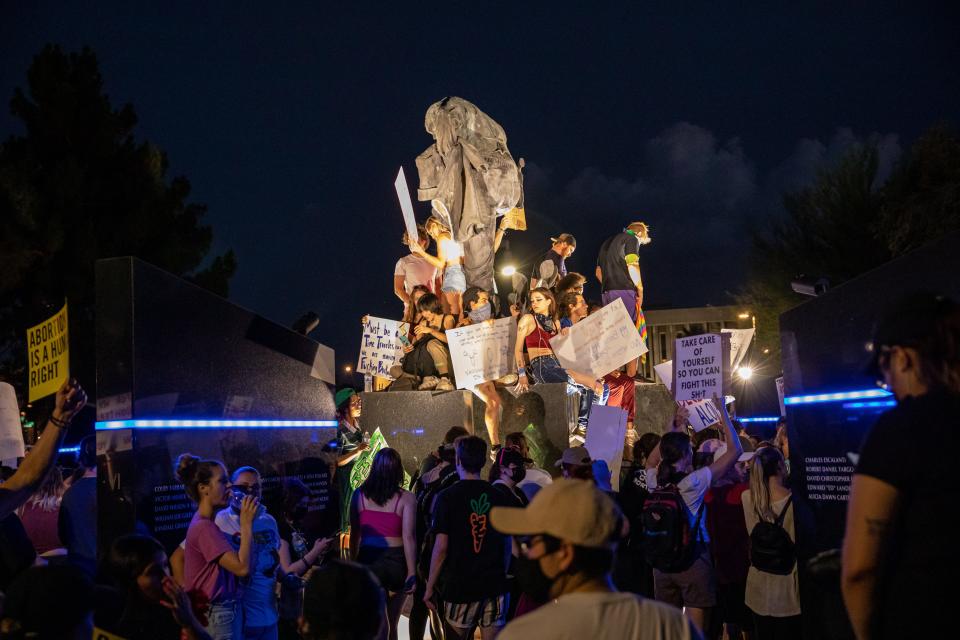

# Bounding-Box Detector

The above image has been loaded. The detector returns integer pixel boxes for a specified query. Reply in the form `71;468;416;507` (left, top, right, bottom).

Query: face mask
468;302;492;322
514;554;555;603
511;466;527;484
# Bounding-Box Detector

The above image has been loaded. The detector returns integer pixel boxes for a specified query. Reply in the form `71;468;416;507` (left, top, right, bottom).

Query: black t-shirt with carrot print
432;479;511;603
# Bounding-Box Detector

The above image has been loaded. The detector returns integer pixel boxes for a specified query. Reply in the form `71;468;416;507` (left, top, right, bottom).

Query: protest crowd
0;100;956;640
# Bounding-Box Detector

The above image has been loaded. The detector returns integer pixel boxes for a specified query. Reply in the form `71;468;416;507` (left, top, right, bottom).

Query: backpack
641;484;704;572
749;495;796;575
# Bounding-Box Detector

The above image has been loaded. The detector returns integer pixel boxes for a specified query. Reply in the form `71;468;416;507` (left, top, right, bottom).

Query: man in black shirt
530;233;575;290
595;222;651;377
425;436;511;640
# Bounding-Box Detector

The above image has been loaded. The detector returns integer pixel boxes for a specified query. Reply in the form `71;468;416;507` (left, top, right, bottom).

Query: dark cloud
516;123;900;308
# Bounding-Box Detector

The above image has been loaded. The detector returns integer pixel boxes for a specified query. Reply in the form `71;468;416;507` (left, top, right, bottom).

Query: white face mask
468;302;492;322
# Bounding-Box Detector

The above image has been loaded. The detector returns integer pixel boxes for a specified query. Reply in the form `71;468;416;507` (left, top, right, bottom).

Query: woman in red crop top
349;447;416;640
514;287;606;437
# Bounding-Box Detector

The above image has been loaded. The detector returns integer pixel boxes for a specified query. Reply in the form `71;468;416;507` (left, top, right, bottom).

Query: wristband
517;368;527;376
49;415;71;429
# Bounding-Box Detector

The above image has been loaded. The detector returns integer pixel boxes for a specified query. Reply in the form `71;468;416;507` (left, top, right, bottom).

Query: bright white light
502;265;517;276
737;366;754;380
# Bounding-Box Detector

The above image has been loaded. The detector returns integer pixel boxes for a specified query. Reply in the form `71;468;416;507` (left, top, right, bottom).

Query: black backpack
749;495;796;575
641;485;704;572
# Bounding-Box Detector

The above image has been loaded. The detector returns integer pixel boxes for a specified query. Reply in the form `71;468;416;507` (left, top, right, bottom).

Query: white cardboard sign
447;317;516;389
395;167;419;246
672;333;731;401
0;382;25;461
550;298;648;379
776;376;786;416
584;405;628;491
722;328;755;370
357;316;410;380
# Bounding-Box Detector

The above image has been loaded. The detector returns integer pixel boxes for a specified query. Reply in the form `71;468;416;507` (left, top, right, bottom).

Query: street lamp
502;265;517;276
736;366;754;381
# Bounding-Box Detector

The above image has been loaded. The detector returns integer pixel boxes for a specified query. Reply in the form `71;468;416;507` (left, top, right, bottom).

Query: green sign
349;427;412;490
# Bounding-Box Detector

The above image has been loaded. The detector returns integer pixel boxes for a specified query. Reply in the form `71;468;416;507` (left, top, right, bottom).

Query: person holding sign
410;216;466;317
644;397;743;635
0;378;86;522
395;224;440;322
596;221;652;378
514;288;605;437
456;287;505;447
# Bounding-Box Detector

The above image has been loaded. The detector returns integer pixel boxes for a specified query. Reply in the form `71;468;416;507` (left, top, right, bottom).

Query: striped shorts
443;593;509;629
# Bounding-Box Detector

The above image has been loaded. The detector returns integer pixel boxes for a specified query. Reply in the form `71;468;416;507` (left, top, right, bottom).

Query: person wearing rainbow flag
595;221;652;379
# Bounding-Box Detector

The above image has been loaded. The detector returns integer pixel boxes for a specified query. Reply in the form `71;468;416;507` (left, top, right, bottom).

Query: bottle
291;530;308;559
363;431;371;445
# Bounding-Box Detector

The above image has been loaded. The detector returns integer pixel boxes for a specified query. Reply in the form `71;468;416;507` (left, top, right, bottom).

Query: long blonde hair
750;446;786;522
26;467;66;512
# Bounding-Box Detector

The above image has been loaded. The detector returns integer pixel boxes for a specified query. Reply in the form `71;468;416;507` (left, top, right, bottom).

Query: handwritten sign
395;167;419;246
684;399;723;432
584;405;628;491
27;300;69;402
722;328;755;370
447;317;515;389
357;316;410;380
550;298;648;378
672;333;730;401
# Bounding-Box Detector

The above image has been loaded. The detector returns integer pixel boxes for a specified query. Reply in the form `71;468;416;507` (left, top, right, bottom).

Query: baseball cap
550;233;576;247
495;447;526;468
491;478;622;548
555;445;591;468
335;388;357;408
864;292;956;380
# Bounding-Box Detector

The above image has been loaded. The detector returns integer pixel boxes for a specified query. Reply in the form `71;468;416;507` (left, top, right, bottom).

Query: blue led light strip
95;419;338;430
738;416;781;423
784;388;893;406
842;400;898;410
59;446;80;453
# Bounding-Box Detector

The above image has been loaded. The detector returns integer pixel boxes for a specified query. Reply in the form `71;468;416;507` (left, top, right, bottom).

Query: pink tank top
358;493;403;539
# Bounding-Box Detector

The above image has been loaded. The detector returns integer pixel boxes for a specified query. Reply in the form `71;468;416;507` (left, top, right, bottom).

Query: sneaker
419;376;440;390
435;377;455;391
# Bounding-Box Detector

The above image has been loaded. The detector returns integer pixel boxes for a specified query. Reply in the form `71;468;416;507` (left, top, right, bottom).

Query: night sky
3;3;959;385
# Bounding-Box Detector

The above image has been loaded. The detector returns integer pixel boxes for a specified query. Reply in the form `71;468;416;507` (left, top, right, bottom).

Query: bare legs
473;381;502;446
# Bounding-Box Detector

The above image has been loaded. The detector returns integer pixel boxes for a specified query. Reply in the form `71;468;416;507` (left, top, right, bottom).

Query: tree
738;144;891;361
740;124;960;366
879;122;960;256
0;45;236;401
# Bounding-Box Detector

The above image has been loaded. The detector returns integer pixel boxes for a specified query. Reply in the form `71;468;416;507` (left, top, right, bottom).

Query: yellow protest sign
27;300;69;402
93;627;128;640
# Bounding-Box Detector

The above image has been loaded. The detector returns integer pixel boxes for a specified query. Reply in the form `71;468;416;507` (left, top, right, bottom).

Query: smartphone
399;333;411;347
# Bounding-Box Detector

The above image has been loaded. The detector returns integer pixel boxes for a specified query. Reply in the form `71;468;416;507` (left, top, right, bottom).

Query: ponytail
750;446;785;522
657;432;691;487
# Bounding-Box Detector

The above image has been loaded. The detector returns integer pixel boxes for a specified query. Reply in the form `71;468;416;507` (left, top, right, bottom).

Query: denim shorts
442;264;467;293
205;600;242;640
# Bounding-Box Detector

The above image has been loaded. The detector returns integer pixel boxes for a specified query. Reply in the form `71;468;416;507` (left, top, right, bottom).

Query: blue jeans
205;600;242;640
244;624;279;640
528;356;607;431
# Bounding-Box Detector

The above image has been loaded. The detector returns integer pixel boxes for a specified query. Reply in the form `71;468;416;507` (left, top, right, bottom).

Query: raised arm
217;496;258;578
842;475;901;640
0;378;86;520
708;396;743;481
